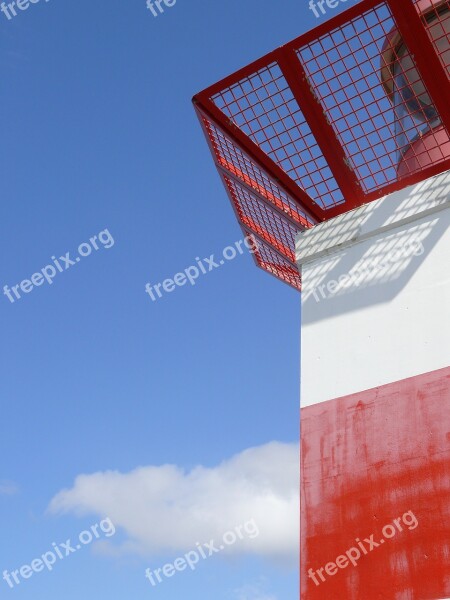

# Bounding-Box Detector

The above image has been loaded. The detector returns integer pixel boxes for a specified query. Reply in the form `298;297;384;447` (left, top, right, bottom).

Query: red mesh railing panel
202;116;313;228
194;0;450;289
414;1;450;77
211;63;345;210
251;236;301;290
296;2;446;190
223;174;298;261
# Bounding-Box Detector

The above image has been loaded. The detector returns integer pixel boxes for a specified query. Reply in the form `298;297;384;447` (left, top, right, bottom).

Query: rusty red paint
301;366;450;599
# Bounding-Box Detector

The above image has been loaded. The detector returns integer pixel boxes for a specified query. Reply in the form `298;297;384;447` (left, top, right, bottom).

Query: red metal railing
193;0;450;289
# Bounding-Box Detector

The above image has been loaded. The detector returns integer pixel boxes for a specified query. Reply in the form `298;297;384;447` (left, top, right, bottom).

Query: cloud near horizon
234;581;278;600
48;441;299;564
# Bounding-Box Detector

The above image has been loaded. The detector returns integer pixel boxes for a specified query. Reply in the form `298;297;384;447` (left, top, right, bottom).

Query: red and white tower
194;1;450;597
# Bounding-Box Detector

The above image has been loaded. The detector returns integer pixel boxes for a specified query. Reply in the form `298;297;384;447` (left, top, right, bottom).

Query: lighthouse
193;0;450;597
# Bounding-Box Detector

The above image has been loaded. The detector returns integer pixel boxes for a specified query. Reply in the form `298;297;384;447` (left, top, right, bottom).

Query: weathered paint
297;173;450;598
301;367;450;599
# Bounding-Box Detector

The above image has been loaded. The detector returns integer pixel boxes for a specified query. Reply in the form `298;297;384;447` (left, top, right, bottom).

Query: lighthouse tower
194;0;450;597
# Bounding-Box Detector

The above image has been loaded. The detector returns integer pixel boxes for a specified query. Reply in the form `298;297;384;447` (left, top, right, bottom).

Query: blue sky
0;1;353;598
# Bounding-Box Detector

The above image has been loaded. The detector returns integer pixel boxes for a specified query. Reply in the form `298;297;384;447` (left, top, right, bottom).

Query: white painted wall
296;171;450;408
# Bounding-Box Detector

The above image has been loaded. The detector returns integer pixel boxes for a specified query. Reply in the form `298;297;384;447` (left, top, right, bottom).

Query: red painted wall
301;366;450;599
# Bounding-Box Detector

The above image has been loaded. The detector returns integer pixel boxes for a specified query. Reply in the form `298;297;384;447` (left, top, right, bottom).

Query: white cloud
0;480;18;496
233;580;277;600
48;441;299;563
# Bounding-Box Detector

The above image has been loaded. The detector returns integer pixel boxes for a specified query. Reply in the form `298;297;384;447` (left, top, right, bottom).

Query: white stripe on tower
297;170;450;408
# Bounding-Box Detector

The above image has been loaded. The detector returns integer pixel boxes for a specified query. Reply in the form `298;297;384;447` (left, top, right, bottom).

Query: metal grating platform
193;0;450;289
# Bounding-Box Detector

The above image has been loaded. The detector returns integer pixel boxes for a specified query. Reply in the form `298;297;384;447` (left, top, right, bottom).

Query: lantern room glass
392;8;450;158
